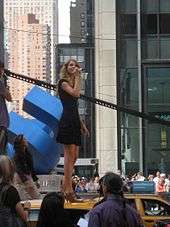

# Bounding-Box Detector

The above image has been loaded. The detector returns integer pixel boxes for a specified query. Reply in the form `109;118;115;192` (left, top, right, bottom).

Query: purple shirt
0;76;9;128
88;195;143;227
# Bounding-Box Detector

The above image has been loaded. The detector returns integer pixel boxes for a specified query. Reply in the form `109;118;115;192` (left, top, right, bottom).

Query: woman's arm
0;80;12;101
61;69;81;97
4;87;12;102
80;119;90;137
15;202;30;222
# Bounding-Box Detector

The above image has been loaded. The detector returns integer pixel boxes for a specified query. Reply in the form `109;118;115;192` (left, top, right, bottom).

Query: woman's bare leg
72;145;79;166
64;144;79;193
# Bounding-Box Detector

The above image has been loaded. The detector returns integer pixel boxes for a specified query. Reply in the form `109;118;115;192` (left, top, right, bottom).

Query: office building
70;0;94;44
8;14;51;116
4;0;58;84
95;0;170;175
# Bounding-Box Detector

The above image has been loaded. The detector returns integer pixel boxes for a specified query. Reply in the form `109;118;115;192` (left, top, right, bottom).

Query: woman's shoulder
7;184;19;194
58;79;68;86
0;183;18;196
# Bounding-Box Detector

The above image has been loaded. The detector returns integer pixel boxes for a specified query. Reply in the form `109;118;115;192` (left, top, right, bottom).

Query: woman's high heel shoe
65;192;83;203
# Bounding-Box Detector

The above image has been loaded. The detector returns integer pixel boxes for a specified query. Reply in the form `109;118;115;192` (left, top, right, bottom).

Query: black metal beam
5;69;170;127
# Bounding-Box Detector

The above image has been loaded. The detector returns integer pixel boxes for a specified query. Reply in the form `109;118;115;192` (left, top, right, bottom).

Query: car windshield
142;199;170;216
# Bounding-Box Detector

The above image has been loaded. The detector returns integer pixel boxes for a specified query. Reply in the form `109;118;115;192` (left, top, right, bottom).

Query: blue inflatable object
7;86;63;174
23;86;63;131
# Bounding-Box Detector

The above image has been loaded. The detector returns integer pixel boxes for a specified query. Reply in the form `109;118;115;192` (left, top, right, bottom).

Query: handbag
0;184;27;227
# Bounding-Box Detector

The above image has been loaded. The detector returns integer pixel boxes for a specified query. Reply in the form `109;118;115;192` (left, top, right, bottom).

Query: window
80;13;85;19
147;67;170;111
71;1;76;8
142;12;170;59
142;199;170;216
160;37;170;58
160;14;170;34
160;0;170;13
142;14;157;34
142;38;158;59
121;14;137;34
119;0;136;13
121;39;137;67
142;0;159;13
81;21;85;27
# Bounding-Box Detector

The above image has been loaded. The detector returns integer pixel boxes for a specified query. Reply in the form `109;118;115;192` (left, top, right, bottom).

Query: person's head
0;155;15;184
94;176;99;183
102;172;123;196
148;174;154;181
37;192;65;227
14;134;28;153
116;169;122;176
80;177;87;186
72;175;79;185
60;59;81;80
137;171;143;176
0;61;4;76
159;177;165;185
156;171;160;177
160;173;166;179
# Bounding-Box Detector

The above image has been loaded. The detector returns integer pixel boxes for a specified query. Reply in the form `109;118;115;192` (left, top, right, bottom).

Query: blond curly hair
60;59;81;82
56;59;82;95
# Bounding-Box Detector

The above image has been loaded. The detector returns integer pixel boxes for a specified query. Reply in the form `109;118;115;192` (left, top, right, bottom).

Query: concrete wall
95;0;118;176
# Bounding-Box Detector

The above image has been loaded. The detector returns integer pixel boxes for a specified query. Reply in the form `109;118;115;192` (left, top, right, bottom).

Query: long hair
56;59;82;96
37;192;73;227
13;134;26;154
59;59;81;81
102;172;129;227
0;155;15;184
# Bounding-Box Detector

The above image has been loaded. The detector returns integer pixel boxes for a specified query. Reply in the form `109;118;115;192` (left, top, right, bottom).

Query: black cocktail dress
57;79;81;146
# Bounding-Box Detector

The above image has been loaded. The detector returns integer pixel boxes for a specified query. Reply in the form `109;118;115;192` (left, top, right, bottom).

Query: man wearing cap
0;62;12;154
88;172;143;227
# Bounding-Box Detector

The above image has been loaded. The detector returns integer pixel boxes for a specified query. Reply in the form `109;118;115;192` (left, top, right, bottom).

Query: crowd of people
71;170;170;195
0;156;144;227
127;171;170;193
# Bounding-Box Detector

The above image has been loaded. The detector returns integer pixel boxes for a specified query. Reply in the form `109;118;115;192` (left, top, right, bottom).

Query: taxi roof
24;193;170;210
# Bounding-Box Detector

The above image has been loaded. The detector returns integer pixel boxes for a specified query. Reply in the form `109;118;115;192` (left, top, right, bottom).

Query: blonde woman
57;59;89;202
0;155;30;225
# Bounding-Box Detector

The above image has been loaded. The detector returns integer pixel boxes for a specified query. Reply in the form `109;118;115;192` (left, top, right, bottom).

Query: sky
58;0;71;43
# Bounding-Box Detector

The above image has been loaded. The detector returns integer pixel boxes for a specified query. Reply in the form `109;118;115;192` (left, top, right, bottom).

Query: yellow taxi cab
26;193;170;227
125;193;170;227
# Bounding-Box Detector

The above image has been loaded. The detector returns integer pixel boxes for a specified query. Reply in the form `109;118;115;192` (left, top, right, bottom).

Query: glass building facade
70;0;94;44
117;0;170;175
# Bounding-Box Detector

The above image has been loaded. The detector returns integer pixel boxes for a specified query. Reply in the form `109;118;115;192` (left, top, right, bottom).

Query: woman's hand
23;201;31;210
74;67;81;78
80;120;90;137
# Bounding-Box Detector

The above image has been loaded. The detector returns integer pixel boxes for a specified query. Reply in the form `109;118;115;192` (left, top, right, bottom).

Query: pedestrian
56;59;89;202
88;172;143;227
0;155;30;226
13;134;40;200
36;192;75;227
0;61;12;154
